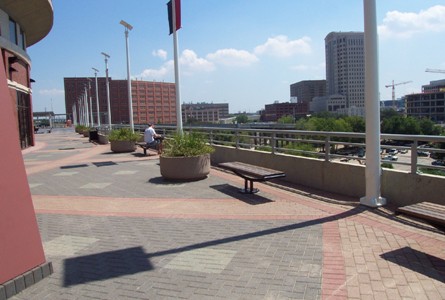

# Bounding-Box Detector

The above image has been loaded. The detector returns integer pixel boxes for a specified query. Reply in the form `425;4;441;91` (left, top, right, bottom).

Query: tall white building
325;32;365;115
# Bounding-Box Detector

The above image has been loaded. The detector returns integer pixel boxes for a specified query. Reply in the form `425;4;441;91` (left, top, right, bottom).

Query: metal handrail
97;124;445;175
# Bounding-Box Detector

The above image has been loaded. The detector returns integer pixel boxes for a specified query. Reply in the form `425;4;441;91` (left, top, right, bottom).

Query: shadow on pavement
210;183;274;205
380;246;445;282
63;246;153;287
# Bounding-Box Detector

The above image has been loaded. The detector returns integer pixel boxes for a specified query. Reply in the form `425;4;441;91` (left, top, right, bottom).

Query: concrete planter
110;140;136;153
160;154;211;181
98;133;109;145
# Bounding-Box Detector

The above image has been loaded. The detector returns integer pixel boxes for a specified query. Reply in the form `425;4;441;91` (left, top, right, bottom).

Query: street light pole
101;52;112;129
84;84;90;127
92;67;100;126
120;20;134;132
87;79;93;127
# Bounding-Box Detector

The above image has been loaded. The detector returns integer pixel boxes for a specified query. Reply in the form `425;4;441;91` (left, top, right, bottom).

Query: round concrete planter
98;133;109;145
110;140;136;153
160;154;211;181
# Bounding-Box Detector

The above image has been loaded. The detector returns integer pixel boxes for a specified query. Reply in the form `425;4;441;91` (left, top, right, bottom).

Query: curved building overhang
1;0;53;46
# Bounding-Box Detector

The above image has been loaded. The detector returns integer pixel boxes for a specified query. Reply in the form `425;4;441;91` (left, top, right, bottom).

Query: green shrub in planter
108;128;140;142
75;125;87;134
162;131;215;157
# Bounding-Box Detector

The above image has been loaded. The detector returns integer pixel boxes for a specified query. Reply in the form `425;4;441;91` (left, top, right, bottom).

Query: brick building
182;102;229;124
261;102;309;122
1;1;53;148
64;78;177;126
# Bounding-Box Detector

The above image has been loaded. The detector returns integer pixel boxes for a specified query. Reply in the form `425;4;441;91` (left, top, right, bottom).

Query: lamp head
120;20;133;30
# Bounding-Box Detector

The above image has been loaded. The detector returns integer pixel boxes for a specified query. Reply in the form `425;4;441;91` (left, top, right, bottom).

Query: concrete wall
211;145;445;207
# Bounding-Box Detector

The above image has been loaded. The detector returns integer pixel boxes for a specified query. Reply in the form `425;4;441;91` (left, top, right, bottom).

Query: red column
0;56;46;284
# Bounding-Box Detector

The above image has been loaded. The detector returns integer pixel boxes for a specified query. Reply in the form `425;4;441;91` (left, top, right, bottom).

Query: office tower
325;32;365;115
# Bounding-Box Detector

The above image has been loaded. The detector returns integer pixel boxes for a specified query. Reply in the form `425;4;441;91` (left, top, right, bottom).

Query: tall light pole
92;67;100;126
83;84;90;127
87;79;93;127
120;20;134;132
101;52;112;129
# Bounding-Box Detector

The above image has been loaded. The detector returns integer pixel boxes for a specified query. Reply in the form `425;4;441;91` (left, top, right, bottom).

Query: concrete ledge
211;145;445;207
0;262;53;300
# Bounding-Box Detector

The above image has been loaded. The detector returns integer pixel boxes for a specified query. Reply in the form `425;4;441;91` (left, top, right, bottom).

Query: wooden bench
397;202;445;227
136;142;159;156
218;161;286;194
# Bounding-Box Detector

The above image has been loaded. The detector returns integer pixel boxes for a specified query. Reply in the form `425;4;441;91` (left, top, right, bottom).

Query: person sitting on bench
144;123;163;154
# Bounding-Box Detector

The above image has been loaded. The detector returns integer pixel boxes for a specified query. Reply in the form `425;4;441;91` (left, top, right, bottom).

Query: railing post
411;141;418;174
325;135;330;161
271;133;276;154
235;129;240;149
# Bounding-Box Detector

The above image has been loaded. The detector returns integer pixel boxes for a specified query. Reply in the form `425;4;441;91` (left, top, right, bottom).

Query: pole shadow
63;206;365;287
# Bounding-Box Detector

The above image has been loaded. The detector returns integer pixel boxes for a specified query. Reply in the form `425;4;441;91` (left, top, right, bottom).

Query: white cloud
378;5;445;39
38;89;65;96
254;35;312;57
152;49;168;60
206;49;258;67
139;62;172;79
138;49;214;80
180;49;215;73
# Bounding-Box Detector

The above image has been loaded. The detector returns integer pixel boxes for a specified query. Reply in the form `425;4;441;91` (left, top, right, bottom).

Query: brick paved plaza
10;128;445;299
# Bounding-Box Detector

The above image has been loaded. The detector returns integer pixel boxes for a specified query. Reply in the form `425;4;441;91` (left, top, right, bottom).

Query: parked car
432;160;445;166
417;151;429;157
387;148;398;155
382;155;398;161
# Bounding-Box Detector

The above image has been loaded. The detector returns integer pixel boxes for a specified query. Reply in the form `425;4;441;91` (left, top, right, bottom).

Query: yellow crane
385;80;412;109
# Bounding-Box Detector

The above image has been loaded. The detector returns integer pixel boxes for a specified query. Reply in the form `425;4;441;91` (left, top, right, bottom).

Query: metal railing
98;124;445;175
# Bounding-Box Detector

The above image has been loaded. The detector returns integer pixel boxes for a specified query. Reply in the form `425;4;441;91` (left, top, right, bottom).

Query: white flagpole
172;0;183;134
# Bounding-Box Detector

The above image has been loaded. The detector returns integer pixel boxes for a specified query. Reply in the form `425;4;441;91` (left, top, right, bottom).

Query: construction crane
385;80;412;110
425;68;445;74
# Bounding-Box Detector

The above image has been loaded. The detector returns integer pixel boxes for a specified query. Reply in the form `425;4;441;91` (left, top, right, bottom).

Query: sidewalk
13;128;445;299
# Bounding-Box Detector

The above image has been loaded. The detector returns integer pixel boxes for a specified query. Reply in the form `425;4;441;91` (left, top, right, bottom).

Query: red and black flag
167;0;181;35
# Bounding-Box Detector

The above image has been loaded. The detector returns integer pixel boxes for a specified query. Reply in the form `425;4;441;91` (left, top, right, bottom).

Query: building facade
406;80;445;123
64;78;177;126
261;102;309;122
325;32;365;115
290;80;326;104
1;1;53;148
0;0;54;293
182;102;229;124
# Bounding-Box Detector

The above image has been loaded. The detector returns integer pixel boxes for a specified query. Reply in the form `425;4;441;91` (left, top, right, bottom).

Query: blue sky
28;1;445;114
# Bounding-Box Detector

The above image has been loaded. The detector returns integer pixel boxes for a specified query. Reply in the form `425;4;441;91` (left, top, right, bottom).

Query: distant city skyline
28;1;445;114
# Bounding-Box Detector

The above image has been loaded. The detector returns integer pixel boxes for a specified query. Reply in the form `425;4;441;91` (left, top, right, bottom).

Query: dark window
19;28;25;49
9;18;17;44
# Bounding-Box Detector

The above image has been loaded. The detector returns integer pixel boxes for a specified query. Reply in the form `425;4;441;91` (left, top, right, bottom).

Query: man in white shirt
144;123;163;154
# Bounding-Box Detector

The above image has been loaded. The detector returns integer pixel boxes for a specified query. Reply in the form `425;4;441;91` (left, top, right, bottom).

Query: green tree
343;116;365;133
277;115;294;124
419;118;443;135
235;114;249;124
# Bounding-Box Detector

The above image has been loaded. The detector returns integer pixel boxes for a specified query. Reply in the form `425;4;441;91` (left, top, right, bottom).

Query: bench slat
398;202;445;226
218;161;285;194
219;162;285;179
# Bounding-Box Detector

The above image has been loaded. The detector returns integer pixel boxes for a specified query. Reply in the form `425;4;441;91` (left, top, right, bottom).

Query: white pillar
360;0;386;207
